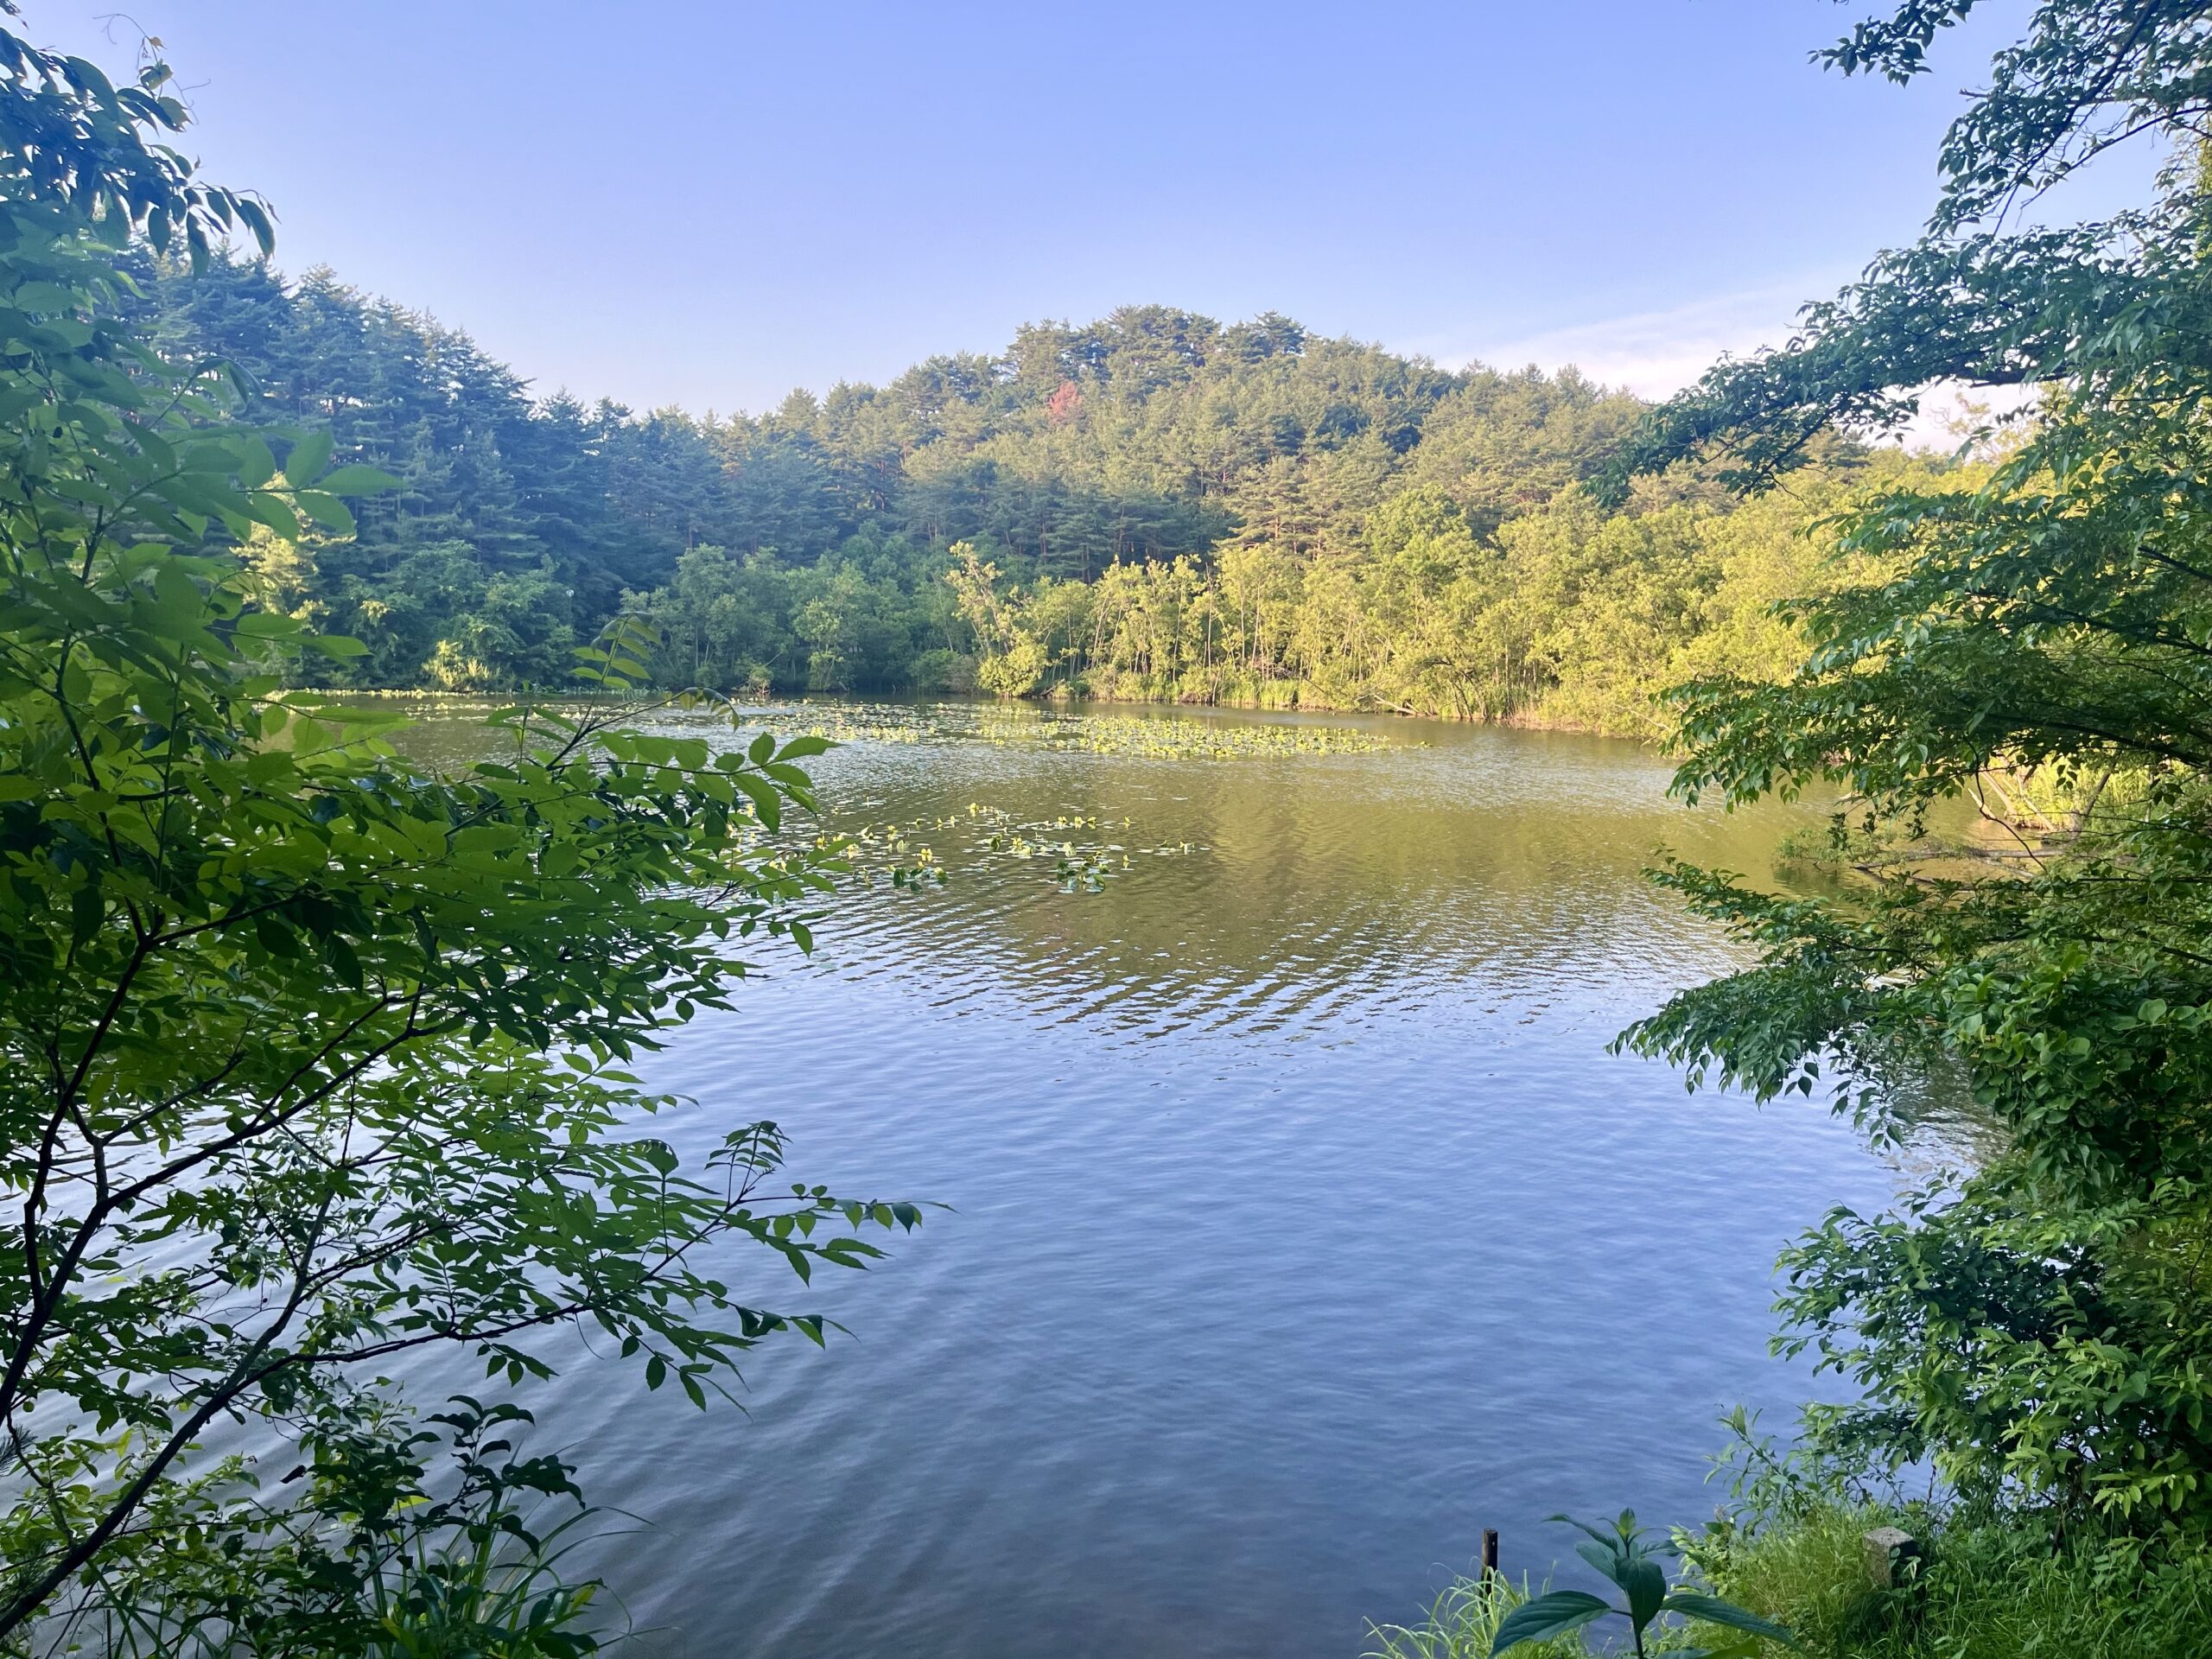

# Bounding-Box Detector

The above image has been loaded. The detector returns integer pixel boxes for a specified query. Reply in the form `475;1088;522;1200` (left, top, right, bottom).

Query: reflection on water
387;700;1939;1658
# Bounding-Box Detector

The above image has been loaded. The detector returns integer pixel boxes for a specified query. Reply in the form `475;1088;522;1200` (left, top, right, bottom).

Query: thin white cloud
1415;281;1832;400
1411;281;2039;454
1889;382;2041;453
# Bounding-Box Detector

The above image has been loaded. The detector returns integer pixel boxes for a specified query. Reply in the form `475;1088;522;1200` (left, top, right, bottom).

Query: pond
396;698;1929;1657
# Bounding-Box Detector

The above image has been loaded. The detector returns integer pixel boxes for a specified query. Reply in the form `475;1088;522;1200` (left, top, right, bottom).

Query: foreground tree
0;17;912;1649
1621;1;2212;1529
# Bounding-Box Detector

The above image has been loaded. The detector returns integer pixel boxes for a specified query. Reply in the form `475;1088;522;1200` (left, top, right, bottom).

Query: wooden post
1481;1529;1500;1581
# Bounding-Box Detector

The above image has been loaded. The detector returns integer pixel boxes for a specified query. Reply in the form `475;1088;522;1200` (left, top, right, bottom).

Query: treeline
946;464;1916;734
143;260;1881;727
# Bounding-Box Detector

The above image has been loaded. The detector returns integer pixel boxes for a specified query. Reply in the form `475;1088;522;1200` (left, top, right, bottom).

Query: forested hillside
143;260;1886;729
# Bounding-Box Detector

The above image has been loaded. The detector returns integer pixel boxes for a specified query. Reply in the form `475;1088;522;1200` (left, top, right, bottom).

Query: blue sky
29;1;2086;412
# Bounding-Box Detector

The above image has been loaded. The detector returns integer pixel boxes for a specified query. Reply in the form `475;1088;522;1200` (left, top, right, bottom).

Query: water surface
404;702;1916;1656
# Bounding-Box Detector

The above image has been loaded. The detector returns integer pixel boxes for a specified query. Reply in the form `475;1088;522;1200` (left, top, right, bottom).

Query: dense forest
141;263;1891;732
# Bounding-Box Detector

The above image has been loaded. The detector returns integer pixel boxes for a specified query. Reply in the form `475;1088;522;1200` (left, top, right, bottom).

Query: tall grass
1363;1574;1589;1659
359;1497;607;1659
1706;1502;2212;1659
1370;1503;2212;1659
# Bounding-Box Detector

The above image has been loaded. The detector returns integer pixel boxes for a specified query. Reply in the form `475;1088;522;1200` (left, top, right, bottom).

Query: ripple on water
375;702;1956;1659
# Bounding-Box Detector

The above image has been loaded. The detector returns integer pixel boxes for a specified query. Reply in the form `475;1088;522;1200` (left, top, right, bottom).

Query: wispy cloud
1408;280;2037;452
1410;281;1834;399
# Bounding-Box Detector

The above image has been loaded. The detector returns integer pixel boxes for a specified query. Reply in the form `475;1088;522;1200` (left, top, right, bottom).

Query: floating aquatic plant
959;801;1202;892
718;699;1403;759
992;711;1398;760
830;800;1202;897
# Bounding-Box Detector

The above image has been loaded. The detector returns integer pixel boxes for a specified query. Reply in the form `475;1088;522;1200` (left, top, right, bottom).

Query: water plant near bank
1371;1503;2212;1659
1364;1511;1795;1659
1688;1499;2212;1659
1487;1513;1794;1659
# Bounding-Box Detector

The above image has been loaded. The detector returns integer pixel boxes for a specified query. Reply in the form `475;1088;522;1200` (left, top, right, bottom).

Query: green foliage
1367;1576;1590;1659
1618;0;2212;1533
1688;1497;2212;1659
0;21;916;1648
1487;1514;1795;1659
1363;1511;1798;1659
0;8;273;267
49;1395;610;1659
944;468;1888;733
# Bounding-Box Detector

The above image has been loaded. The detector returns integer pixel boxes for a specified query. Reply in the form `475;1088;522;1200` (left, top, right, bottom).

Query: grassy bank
1365;1503;2212;1659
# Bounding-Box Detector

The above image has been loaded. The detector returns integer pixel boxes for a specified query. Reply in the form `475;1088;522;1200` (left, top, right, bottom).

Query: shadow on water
378;696;1968;1658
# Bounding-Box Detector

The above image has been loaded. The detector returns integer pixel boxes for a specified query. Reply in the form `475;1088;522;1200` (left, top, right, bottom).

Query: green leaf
230;435;278;487
71;881;104;948
236;196;276;256
11;281;79;313
730;772;782;832
1670;1639;1763;1659
284;429;334;486
315;462;400;494
293;490;355;535
1491;1592;1612;1655
1574;1540;1621;1583
244;490;302;539
1620;1558;1667;1631
1664;1592;1799;1649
